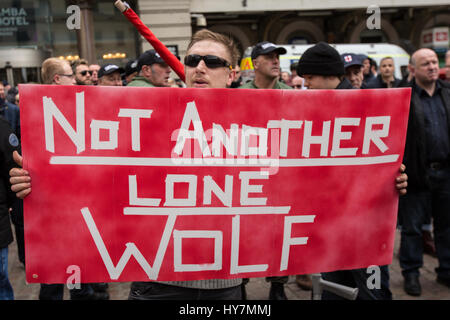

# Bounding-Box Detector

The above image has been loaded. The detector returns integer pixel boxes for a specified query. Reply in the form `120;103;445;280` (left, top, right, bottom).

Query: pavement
7;228;450;300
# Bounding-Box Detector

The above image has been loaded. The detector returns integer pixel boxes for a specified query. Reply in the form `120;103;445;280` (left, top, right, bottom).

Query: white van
240;43;410;83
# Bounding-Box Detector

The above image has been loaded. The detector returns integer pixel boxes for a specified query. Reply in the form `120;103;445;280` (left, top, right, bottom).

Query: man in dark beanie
296;41;408;300
297;41;350;90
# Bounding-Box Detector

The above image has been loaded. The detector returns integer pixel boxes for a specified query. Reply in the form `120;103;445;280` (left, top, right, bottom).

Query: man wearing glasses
71;59;93;86
41;58;76;86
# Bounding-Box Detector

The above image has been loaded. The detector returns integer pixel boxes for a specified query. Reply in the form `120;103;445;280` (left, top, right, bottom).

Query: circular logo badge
9;133;19;147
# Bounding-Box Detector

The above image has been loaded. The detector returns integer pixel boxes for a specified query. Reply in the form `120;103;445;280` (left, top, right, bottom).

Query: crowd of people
1;27;450;300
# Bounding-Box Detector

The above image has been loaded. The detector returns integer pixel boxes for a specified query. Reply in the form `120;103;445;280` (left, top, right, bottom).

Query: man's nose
196;60;207;71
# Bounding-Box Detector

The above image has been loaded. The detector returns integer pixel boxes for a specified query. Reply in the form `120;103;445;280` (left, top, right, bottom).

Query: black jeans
10;198;24;265
399;167;450;280
321;266;392;300
128;282;242;300
39;283;95;300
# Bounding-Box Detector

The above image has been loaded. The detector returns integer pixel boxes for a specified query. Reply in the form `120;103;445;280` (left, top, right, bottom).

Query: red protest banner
19;84;410;284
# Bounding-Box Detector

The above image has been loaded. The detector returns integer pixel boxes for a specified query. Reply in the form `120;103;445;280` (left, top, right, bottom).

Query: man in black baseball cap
341;53;364;89
239;40;291;300
97;64;124;86
127;49;171;87
122;59;138;85
240;41;291;90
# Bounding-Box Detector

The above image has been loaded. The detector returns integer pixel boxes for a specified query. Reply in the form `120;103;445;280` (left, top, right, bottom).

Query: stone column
71;0;97;64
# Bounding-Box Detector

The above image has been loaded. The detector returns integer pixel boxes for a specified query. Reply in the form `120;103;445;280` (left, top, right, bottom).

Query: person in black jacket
0;82;20;141
366;56;401;89
398;48;450;296
0;117;20;300
297;42;407;300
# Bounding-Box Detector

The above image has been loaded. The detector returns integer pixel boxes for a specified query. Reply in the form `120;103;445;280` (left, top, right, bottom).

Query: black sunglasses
184;54;232;70
80;70;93;76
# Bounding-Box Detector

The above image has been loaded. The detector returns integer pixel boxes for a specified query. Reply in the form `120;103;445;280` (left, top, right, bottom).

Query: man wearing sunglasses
240;41;292;90
71;59;93;86
127;29;242;300
127;50;171;88
89;64;101;86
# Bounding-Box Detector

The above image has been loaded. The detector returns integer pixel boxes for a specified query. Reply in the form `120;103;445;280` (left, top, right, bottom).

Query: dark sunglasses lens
185;55;228;69
185;55;201;67
203;56;225;68
81;70;93;76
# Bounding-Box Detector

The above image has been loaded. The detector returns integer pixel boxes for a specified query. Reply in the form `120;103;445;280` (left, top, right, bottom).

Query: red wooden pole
114;0;185;82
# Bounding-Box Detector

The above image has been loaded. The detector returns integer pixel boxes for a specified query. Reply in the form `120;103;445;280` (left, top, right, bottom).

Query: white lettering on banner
203;175;233;207
280;215;316;271
239;171;268;206
240;125;268;156
44;93;85;154
128;175;161;206
42;93;399;280
211;124;239;157
230;215;268;274
90;120;119;150
81;207;176;280
302;120;331;157
43;92;153;153
118;109;153;151
331;118;360;157
44;94;394;162
173;101;211;157
173;230;223;272
80;169;317;280
82;204;316;279
362;116;390;154
267;119;303;157
164;175;198;206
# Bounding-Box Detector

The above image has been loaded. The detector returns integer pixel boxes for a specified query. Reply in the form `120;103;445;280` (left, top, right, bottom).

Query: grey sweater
159;278;242;289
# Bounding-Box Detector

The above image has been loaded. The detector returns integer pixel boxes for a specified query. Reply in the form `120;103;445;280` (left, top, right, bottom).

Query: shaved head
409;48;439;93
410;48;437;67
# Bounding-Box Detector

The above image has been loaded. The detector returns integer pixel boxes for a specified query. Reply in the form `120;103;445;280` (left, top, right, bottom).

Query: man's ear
408;64;415;77
227;70;236;87
53;74;60;85
252;58;258;70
